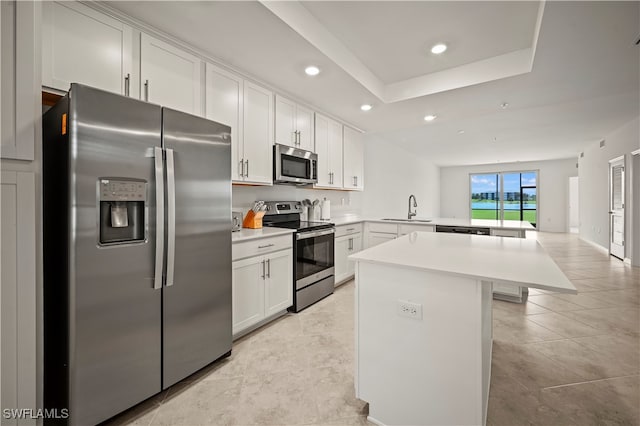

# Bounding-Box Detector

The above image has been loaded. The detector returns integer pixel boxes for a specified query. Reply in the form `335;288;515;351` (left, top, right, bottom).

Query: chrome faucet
408;195;418;219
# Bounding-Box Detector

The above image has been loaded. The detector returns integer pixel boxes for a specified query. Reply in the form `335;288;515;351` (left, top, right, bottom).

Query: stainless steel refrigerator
43;84;232;425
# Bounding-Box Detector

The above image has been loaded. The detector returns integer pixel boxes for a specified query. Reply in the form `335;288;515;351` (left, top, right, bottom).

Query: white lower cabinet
335;232;362;285
264;249;293;316
367;232;396;248
232;242;292;337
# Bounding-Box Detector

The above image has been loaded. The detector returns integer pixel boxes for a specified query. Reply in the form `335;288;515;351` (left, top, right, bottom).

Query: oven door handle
296;228;335;240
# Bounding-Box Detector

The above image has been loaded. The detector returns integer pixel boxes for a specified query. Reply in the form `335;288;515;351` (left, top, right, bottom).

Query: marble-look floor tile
491;341;586;391
560;307;640;335
527;295;585;312
540;376;640;426
526;339;639;380
235;370;319;425
153;377;243;425
493;316;564;344
526;312;602;338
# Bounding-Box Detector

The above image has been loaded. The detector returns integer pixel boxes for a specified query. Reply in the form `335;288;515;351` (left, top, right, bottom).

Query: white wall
569;176;579;229
362;135;440;219
232;185;363;219
578;117;640;254
440;159;577;232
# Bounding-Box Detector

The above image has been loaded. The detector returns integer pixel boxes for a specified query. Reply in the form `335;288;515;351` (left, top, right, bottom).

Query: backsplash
232;185;363;218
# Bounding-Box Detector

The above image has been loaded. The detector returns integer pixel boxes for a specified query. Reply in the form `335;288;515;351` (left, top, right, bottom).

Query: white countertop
231;227;294;242
328;216;534;230
349;232;575;294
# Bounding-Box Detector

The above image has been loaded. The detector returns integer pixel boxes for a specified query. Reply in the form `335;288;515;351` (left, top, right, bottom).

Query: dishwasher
435;225;491;235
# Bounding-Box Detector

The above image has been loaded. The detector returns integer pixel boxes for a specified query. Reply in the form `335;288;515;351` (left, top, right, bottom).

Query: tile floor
108;232;639;426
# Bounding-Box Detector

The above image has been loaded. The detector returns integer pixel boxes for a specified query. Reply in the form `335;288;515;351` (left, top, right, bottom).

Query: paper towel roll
321;198;331;220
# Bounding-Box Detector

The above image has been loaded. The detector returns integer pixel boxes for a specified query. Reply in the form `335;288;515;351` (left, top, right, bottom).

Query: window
470;171;537;227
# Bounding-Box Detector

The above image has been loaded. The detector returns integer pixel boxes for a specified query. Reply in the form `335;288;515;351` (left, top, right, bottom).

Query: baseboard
624;257;632;265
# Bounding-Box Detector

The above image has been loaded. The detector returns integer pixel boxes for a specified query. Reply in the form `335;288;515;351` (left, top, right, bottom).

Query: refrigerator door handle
153;147;165;290
166;148;176;287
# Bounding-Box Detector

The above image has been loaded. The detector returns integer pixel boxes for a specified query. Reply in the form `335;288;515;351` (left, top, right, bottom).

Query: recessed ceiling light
457;130;465;134
424;114;437;122
431;43;447;54
304;66;320;76
360;104;372;111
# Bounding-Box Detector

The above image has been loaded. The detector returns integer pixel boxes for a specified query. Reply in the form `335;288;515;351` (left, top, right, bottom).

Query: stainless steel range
262;201;335;312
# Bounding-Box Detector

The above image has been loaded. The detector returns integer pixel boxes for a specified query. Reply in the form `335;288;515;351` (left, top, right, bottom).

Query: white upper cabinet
274;95;314;151
140;33;202;116
242;81;274;185
343;126;365;191
205;62;272;185
42;1;133;96
205;63;243;181
314;113;343;189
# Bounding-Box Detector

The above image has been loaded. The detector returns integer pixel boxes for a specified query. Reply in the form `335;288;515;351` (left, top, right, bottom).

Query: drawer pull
258;243;275;249
346;228;355;231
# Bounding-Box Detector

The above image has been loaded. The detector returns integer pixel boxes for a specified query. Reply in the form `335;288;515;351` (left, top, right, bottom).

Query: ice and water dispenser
99;179;146;244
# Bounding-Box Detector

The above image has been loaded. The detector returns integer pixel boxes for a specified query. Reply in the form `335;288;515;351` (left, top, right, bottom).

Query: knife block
243;210;265;229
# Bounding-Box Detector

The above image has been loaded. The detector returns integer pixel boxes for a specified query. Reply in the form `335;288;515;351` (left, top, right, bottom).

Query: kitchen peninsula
350;232;576;426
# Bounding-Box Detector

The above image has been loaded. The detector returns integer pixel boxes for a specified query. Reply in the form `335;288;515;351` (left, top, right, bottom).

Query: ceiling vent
600;140;606;148
580;152;584;158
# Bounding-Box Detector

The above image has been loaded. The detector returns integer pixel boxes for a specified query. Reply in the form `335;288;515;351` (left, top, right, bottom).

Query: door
328;119;344;188
334;235;350;283
243;81;273;184
161;108;232;388
265;249;293;316
205;62;243;181
296;104;315;151
275;95;297;147
609;157;625;259
343;126;364;190
63;85;162;425
140;33;202;115
346;235;362;278
368;233;396;248
232;257;265;335
42;1;133;95
314;113;331;187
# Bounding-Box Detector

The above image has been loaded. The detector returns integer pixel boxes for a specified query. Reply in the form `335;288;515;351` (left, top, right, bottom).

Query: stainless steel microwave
273;144;318;185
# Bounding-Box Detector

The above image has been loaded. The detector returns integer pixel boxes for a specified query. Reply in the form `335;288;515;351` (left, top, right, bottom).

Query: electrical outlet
397;300;423;320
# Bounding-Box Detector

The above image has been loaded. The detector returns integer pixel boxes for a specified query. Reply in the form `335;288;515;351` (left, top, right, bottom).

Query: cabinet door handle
266;258;271;278
124;73;130;97
245;159;249;177
261;260;266;279
297;131;301;145
239;159;245;178
355;176;358;187
144;79;149;101
258;243;274;249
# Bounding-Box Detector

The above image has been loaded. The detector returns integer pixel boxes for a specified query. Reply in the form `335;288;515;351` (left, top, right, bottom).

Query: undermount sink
381;218;432;223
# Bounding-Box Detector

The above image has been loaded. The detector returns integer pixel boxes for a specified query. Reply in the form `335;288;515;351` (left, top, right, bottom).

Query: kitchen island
349;232;575;426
